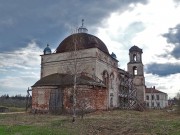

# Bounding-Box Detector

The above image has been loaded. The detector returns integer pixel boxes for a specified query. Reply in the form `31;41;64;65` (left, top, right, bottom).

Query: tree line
0;94;28;108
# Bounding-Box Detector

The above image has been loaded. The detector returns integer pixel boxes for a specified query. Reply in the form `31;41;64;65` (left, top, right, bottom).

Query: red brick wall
64;85;108;112
32;86;56;111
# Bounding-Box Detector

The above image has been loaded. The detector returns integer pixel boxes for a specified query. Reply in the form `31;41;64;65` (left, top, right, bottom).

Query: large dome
56;33;109;54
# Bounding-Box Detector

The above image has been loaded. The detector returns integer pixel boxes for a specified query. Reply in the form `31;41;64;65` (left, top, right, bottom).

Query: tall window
152;102;154;107
102;70;109;86
146;95;149;100
151;95;154;100
156;95;159;100
157;102;160;107
146;102;149;107
110;73;114;89
69;95;73;103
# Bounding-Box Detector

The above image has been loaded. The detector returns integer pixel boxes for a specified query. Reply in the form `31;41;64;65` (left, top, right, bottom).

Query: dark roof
32;73;105;87
129;45;142;53
56;33;109;54
145;88;167;94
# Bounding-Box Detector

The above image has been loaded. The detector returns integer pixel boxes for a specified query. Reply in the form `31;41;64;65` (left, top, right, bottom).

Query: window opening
151;95;154;100
133;66;137;75
110;73;114;89
102;71;109;86
152;102;154;107
156;95;159;100
70;95;73;103
157;102;160;107
133;54;137;61
146;95;149;100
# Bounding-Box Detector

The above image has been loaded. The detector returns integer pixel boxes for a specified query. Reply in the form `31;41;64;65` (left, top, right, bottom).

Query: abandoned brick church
31;22;147;113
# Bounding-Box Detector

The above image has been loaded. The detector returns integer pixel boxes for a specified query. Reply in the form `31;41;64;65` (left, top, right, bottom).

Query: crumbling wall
32;85;108;114
64;85;108;113
32;86;56;112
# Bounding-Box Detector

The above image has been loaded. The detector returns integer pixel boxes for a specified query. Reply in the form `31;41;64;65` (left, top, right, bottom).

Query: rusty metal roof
145;88;167;94
32;73;106;87
56;33;109;54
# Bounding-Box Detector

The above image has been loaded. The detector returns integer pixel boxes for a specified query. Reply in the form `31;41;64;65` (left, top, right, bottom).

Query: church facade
31;23;146;113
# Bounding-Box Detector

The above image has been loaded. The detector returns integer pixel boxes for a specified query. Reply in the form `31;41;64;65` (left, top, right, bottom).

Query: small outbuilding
32;73;107;114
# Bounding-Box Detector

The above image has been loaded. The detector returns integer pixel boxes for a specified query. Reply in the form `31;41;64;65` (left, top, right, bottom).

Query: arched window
133;66;137;75
110;72;114;89
102;70;109;86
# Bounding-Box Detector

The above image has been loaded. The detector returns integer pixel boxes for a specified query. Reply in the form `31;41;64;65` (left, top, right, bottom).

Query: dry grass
0;109;180;135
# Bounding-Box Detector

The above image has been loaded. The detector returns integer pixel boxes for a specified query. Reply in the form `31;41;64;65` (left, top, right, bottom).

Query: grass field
0;110;179;135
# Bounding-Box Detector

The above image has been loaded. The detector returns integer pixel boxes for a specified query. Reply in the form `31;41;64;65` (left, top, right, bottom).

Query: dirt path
0;112;26;115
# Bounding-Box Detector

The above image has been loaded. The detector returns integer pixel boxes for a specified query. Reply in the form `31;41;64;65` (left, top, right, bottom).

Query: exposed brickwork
64;85;108;113
32;85;108;113
32;86;56;111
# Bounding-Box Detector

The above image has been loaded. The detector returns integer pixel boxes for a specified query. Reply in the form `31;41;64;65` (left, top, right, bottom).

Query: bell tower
127;45;145;102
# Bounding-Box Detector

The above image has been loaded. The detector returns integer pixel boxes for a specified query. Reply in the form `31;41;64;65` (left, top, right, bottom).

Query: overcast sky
0;0;180;98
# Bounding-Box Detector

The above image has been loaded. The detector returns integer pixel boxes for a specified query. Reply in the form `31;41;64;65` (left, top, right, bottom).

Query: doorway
49;89;63;114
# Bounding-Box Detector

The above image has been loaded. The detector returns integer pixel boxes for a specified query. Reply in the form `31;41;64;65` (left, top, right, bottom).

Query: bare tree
72;33;77;123
176;91;180;114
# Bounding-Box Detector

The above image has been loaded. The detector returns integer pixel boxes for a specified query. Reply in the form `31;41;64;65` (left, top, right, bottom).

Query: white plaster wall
41;48;98;78
145;93;168;108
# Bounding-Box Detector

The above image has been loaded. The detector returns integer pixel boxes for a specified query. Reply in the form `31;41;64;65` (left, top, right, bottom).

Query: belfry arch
133;54;137;62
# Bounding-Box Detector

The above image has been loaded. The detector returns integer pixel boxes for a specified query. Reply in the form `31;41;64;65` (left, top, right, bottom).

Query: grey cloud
110;21;145;50
145;81;158;87
171;45;180;59
145;63;180;76
0;0;148;52
173;0;180;3
162;24;180;59
0;41;41;71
